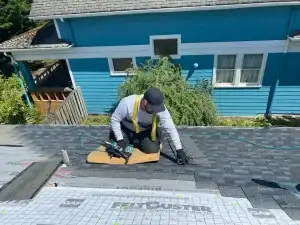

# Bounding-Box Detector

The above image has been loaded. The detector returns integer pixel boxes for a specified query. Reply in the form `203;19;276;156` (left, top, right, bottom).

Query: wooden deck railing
31;87;72;115
34;61;61;86
42;87;88;125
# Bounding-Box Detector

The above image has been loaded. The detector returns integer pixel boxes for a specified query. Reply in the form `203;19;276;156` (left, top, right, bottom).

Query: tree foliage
0;0;37;43
0;74;43;124
117;57;217;126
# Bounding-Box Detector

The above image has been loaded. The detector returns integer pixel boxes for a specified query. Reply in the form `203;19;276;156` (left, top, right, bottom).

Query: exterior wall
56;6;293;46
58;6;300;116
70;54;300;116
272;53;300;114
69;56;213;114
214;54;279;116
69;58;121;114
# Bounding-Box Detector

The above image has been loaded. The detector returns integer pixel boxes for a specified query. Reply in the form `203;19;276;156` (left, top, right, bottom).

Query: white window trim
150;34;181;59
108;57;137;76
213;53;268;88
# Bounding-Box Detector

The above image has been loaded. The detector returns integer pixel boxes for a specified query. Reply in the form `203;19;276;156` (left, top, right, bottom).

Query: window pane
217;55;236;69
241;70;260;83
242;54;263;69
112;58;133;72
216;70;235;83
153;39;178;56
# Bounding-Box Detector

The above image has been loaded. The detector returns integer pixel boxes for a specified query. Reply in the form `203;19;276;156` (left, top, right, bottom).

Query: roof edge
29;2;300;20
0;44;73;53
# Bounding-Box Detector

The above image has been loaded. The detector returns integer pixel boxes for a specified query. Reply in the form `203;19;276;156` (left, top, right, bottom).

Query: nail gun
104;141;133;165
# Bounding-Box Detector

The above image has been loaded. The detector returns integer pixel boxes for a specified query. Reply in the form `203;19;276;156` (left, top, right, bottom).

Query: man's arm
158;107;182;150
110;98;128;141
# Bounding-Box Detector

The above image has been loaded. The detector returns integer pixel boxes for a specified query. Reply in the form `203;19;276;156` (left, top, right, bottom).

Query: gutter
28;2;300;20
0;44;74;53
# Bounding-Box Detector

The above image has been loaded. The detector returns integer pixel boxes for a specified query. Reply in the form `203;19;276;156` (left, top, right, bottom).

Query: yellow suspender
132;96;140;133
132;96;157;141
151;114;157;142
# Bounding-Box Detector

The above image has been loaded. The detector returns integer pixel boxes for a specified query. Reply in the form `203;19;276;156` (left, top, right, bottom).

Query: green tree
0;74;43;124
117;57;217;126
0;0;36;43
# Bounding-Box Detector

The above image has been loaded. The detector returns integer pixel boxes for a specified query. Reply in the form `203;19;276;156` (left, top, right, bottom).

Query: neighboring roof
289;30;300;40
29;0;300;19
0;21;71;52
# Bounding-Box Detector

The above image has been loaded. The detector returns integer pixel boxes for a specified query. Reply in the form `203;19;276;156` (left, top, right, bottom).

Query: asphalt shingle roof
29;0;300;19
2;124;300;220
0;21;71;51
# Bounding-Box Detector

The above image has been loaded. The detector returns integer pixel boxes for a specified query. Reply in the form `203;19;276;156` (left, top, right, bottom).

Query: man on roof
109;87;189;165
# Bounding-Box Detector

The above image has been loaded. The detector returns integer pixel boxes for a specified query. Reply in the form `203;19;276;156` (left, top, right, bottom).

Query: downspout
5;53;32;108
266;7;295;116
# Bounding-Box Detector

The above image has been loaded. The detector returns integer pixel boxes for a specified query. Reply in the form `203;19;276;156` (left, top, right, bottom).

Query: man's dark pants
109;123;162;154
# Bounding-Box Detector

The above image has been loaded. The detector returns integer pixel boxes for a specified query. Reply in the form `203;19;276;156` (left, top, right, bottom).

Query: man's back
114;94;155;127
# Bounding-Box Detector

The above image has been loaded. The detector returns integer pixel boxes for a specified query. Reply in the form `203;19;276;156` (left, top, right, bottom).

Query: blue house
1;0;300;116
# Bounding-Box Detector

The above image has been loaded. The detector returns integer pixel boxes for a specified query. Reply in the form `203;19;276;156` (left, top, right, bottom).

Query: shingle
29;0;300;19
0;21;71;50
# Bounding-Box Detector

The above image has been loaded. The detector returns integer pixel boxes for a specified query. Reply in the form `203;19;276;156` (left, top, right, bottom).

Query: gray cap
144;87;165;113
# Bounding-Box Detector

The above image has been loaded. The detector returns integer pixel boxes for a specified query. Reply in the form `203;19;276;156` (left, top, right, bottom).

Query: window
213;53;267;87
215;55;236;84
241;54;263;84
108;58;136;75
150;35;181;59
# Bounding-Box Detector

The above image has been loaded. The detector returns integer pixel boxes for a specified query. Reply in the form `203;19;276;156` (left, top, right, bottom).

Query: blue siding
61;6;300;116
57;6;296;47
69;58;123;114
272;53;300;114
69;56;214;114
213;54;282;116
69;53;300;116
176;55;213;83
213;88;271;116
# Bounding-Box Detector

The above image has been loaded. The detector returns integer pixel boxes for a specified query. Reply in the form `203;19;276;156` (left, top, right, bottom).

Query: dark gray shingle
29;0;300;19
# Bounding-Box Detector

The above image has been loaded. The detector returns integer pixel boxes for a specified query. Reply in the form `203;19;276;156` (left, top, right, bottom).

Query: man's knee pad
143;141;160;154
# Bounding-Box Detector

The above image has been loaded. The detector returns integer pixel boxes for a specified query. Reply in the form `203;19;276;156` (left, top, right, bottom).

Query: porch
0;20;75;116
29;60;73;115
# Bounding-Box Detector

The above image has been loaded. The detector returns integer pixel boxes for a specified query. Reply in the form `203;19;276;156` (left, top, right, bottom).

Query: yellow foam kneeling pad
87;144;161;165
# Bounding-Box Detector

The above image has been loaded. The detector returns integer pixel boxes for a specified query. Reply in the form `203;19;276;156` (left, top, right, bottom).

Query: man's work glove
117;139;128;151
176;149;189;165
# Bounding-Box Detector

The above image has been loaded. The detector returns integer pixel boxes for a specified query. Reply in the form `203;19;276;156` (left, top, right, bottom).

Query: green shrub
83;115;110;125
217;116;271;127
25;106;44;124
116;57;217;126
0;74;43;124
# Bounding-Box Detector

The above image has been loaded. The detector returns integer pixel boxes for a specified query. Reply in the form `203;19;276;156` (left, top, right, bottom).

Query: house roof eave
0;21;72;53
0;44;73;53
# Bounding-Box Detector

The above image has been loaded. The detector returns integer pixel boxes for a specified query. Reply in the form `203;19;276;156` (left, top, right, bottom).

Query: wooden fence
42;87;88;125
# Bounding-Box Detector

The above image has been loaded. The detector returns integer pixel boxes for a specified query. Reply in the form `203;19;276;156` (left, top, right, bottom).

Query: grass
83;114;300;127
83;115;110;126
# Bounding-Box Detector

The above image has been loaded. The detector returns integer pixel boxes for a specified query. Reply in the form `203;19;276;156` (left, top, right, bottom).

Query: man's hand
117;139;127;151
176;149;189;165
